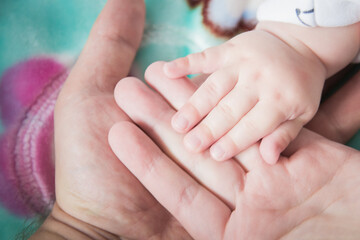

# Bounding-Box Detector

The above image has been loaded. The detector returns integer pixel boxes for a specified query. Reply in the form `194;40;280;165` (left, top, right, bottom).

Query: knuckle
284;94;318;121
250;70;263;83
270;90;285;102
144;61;163;84
204;79;221;97
240;118;257;132
141;156;158;179
179;56;190;68
199;50;208;60
274;104;291;121
280;91;307;118
96;0;144;51
175;184;199;214
216;102;236;122
189;52;204;65
280;85;301;103
302;104;318;120
200;50;213;72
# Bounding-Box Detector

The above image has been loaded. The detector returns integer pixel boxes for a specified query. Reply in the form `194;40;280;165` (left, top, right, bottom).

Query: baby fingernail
184;134;201;151
210;145;225;161
172;115;188;131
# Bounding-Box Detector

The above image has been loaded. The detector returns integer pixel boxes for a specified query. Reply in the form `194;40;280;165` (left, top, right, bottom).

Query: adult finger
109;121;230;240
114;77;246;208
145;62;209;109
63;0;145;95
307;69;360;143
145;61;197;109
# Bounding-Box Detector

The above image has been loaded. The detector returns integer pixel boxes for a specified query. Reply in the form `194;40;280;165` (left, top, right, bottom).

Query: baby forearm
256;21;360;78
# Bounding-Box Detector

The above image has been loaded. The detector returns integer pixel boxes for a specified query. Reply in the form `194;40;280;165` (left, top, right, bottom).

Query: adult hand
109;63;360;239
32;1;190;239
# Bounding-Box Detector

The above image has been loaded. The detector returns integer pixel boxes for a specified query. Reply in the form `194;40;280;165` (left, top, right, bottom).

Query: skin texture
33;0;191;239
108;64;360;240
31;0;360;238
161;21;360;165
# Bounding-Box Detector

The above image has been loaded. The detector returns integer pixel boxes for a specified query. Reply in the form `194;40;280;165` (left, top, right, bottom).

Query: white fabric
256;0;360;62
207;0;248;29
257;0;316;27
315;0;360;27
257;0;360;27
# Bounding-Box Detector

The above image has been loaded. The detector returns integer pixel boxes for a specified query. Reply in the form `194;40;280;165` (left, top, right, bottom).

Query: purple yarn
0;57;67;216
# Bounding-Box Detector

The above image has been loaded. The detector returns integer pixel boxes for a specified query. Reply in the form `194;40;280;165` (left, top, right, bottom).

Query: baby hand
164;30;326;164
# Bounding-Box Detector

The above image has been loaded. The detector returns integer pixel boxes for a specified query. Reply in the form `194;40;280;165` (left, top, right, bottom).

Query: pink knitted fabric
0;57;67;216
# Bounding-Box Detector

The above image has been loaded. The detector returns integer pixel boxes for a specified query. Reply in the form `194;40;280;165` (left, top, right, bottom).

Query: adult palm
54;1;189;239
109;62;360;239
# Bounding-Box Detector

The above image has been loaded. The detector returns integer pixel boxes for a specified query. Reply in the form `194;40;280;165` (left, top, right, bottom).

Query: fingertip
72;0;145;93
108;122;122;146
114;77;140;101
210;144;227;161
164;61;181;78
114;77;155;119
183;132;203;152
108;123;119;147
260;138;281;165
262;148;280;165
171;113;189;133
144;61;166;85
108;121;134;154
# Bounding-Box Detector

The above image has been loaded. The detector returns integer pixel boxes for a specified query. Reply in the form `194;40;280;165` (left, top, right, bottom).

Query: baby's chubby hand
162;30;327;164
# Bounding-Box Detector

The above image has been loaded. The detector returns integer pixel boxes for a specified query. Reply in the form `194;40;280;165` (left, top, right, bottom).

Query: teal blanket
0;0;231;237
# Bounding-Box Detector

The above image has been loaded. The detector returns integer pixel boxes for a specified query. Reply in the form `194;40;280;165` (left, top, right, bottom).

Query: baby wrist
255;21;328;80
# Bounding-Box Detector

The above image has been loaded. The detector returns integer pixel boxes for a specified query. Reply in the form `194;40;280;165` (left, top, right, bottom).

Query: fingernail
172;114;188;131
210;144;225;161
184;134;201;151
